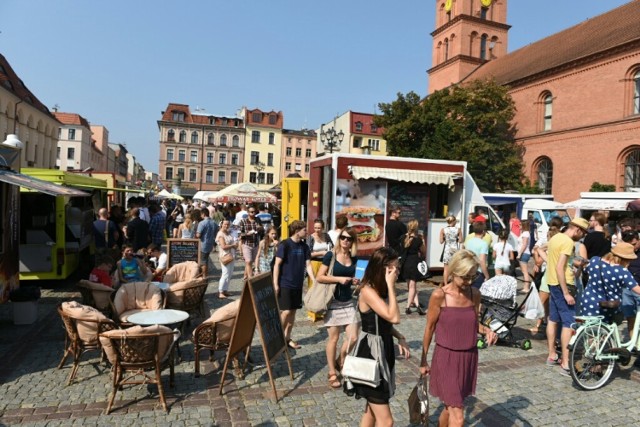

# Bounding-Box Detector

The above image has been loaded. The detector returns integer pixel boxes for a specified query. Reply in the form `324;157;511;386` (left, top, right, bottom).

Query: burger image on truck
342;206;382;242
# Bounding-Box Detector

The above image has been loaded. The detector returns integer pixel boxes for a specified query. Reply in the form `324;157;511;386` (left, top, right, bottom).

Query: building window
286;147;292;156
536;157;553;195
178;150;186;161
220;134;227;146
266;173;274;185
305;164;310;173
58;128;61;139
206;170;213;183
172;112;185;121
269;114;277;125
218;171;225;184
191;131;198;144
371;123;378;132
444;38;449;61
219;153;226;164
252;112;262;123
168;129;175;141
251;131;260;143
189;169;197;182
207;152;214;163
249;172;257;183
480;6;488;20
625;149;640;191
305;148;312;157
296;163;302;172
190;150;197;162
295;148;302;157
269;132;275;145
634;70;640;115
480;34;488;60
68;129;76;140
167;148;174;161
267;153;274;166
166;167;173;180
231;153;239;165
353;138;361;148
207;133;214;145
368;139;380;151
230;171;238;184
285;162;292;171
179;130;186;143
177;168;185;179
222;118;228;126
67;147;75;160
355;122;363;132
57;147;60;159
232;135;239;147
250;151;260;165
543;93;553;131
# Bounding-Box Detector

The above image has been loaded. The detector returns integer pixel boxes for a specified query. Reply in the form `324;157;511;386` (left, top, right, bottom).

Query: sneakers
546;356;561;366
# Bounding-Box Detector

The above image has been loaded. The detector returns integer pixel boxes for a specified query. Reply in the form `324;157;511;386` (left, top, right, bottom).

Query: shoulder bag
342;310;381;389
408;375;429;425
303;251;336;315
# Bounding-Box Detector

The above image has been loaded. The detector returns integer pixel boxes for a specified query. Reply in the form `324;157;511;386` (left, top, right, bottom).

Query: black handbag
408;375;429;425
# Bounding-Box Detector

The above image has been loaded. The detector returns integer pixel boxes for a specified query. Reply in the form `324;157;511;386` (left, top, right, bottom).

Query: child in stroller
478;275;533;350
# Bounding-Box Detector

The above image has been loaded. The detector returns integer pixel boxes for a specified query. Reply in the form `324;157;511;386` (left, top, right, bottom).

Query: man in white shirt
147;243;168;280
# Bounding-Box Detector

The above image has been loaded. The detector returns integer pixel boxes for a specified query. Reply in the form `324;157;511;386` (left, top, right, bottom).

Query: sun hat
569;217;589;232
611;241;637;260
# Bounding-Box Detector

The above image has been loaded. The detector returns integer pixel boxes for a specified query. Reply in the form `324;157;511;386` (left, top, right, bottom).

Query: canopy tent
154;189;184;200
210;182;278;204
562;198;631;211
193;190;219;201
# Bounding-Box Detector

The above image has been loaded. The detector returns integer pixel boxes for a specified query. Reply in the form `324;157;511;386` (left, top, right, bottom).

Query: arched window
542;93;553;131
232;135;239;147
625;149;640;191
480;34;488;60
480;6;488;20
444;38;449;61
207;133;214;145
167;129;175;142
191;131;198;144
220;134;227;146
634;70;640;115
179;130;186;143
536;157;553;195
469;32;478;57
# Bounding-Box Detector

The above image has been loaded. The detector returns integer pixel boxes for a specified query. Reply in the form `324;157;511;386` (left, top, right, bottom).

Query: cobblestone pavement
1;257;640;426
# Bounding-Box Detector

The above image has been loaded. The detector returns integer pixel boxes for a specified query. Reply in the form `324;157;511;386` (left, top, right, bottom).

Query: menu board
388;183;430;233
249;273;286;362
166;238;201;268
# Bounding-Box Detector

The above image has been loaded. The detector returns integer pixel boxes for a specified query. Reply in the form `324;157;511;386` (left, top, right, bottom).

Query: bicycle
568;311;639;390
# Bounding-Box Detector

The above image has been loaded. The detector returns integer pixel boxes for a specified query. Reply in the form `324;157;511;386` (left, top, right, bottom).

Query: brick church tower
428;0;511;94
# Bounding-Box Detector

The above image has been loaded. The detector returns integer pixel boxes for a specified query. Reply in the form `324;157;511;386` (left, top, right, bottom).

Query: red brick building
428;0;640;202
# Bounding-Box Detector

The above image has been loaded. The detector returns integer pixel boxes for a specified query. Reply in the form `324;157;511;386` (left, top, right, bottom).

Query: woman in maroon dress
420;249;497;426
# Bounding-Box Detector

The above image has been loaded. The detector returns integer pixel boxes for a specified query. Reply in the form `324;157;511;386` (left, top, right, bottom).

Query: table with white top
128;309;189;361
150;281;170;291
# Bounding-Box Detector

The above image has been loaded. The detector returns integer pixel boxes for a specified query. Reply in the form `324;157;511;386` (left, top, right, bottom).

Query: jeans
219;258;234;293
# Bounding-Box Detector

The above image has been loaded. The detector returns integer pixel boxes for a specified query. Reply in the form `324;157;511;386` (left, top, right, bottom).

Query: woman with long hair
492;229;514;275
316;227;360;389
216;219;238;299
170;203;185;236
349;247;410;427
400;220;426;315
175;209;201;239
440;215;462;285
307;219;333;321
421;250;497;427
255;228;279;274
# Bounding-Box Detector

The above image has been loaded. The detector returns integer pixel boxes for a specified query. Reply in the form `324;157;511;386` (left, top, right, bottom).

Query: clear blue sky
1;0;632;173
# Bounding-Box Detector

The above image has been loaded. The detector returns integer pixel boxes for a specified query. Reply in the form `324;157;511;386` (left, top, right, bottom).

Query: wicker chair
77;280;115;317
111;281;165;326
192;299;242;377
99;326;179;414
57;302;116;385
164;261;209;320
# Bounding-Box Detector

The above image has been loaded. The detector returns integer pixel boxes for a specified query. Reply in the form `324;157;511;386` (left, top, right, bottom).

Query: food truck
306;154;506;270
18;168;109;281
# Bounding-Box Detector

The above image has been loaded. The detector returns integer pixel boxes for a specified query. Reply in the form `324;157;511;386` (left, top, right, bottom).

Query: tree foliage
375;79;524;192
589;182;616;192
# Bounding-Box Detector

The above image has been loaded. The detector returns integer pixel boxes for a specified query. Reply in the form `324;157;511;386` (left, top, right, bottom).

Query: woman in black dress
400;220;426;315
348;247;410;427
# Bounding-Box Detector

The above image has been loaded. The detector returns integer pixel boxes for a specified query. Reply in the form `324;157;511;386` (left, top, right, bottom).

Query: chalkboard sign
388;183;430;233
166;238;201;268
220;272;293;401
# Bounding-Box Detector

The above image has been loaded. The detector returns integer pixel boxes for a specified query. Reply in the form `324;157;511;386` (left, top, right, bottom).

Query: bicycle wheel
569;324;616;390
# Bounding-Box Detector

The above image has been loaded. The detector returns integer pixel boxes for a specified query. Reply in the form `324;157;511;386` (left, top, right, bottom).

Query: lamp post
254;161;265;185
320;125;344;154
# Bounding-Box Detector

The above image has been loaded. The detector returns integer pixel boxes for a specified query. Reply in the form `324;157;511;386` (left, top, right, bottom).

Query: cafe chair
57;301;117;385
111;281;165;326
164;261;209;320
99;325;180;414
77;279;115;317
192;299;243;378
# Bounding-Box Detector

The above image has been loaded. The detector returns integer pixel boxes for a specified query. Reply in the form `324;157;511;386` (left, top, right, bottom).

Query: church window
634;70;640;115
625;149;640;191
543;93;553;131
480;34;488;60
535;157;553;195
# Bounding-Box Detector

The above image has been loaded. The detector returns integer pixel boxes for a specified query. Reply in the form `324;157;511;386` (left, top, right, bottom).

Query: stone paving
1;258;639;426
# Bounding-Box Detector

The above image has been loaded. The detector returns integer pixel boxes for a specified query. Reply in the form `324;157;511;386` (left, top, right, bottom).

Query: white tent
210;182;277;204
193;191;219;201
156;189;184;200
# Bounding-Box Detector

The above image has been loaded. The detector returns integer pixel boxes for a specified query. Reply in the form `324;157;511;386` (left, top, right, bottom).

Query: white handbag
342;310;380;388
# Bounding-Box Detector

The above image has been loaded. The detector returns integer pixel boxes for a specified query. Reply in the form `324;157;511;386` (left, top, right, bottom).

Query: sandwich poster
336;179;387;256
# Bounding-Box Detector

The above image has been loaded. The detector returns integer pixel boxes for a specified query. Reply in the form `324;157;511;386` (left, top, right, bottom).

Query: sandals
287;340;302;350
327;372;341;389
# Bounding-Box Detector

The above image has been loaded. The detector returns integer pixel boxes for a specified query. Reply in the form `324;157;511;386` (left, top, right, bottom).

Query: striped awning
349;166;459;189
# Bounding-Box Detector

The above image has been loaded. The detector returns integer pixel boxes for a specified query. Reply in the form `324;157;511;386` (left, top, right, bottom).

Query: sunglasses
339;235;354;242
456;272;480;282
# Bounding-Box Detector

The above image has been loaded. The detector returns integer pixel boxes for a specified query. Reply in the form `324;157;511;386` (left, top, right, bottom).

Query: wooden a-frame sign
219;272;293;401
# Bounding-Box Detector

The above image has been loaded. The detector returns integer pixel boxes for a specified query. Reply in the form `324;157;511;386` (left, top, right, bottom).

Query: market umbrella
210;182;277;204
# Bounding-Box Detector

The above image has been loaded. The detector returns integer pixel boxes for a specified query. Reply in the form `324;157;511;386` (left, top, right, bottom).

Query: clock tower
428;0;510;93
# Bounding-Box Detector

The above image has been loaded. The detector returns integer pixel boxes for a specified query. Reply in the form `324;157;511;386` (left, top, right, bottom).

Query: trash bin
9;287;41;325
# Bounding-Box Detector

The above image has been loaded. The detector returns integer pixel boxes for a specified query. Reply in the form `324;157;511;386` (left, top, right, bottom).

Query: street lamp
320;125;344;154
254;161;265;185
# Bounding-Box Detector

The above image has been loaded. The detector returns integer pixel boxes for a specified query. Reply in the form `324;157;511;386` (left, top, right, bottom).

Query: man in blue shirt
148;204;166;246
256;204;273;231
273;220;314;350
197;208;219;278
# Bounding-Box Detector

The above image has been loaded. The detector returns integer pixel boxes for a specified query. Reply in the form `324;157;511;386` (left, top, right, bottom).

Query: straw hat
611;241;637;260
569;217;589;232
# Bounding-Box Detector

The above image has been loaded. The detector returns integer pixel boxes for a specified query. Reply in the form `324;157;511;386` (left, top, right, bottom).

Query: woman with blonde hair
175;209;200;239
400;220;426;315
439;215;462;285
316;227;359;389
255;228;279;274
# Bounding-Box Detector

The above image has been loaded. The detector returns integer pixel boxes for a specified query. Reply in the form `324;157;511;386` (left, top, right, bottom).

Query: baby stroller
477;275;533;350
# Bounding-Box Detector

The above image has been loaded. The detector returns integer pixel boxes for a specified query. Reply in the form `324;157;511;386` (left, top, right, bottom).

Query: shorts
278;287;302;311
494;262;511;271
242;244;259;263
519;253;531;263
199;251;211;266
621;287;640;317
548;285;576;328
